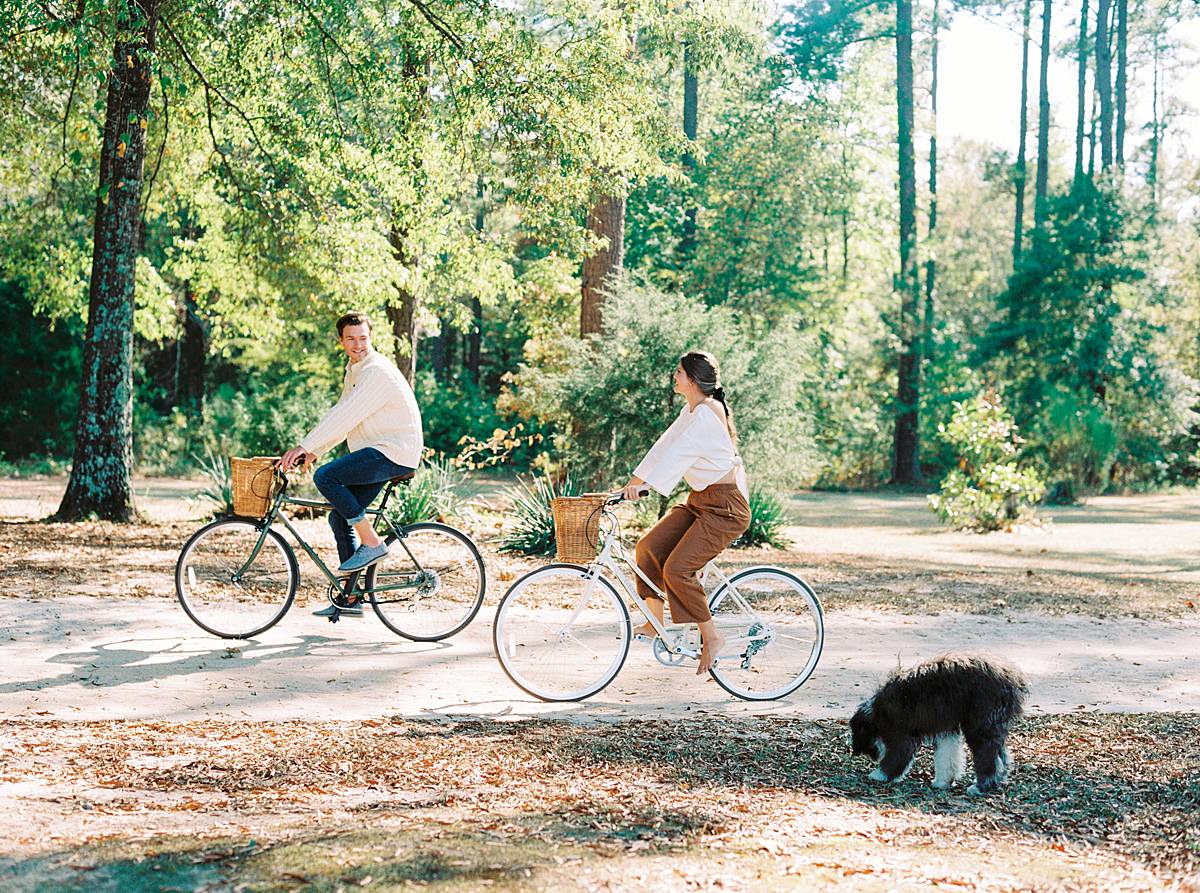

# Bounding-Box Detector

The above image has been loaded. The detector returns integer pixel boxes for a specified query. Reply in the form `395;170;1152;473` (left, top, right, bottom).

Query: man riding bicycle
279;311;423;617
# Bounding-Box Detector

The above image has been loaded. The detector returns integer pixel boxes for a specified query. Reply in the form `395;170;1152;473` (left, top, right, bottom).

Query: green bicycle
175;467;486;641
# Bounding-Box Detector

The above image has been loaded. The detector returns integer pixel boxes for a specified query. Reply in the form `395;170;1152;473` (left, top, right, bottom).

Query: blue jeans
312;448;413;563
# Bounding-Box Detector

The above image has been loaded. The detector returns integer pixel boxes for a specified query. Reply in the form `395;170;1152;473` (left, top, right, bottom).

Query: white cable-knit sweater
633;401;748;499
300;351;424;468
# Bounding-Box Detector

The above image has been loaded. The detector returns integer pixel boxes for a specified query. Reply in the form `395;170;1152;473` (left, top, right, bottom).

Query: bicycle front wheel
493;564;630;702
707;566;824;701
366;522;486;641
175;519;298;639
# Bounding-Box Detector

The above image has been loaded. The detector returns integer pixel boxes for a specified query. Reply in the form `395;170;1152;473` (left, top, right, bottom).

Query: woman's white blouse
633;402;748;499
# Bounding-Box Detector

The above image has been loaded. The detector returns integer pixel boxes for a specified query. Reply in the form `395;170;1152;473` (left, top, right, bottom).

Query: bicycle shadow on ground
0;634;452;697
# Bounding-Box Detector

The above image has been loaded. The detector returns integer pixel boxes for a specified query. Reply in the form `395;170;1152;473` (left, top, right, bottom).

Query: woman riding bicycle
619;350;750;675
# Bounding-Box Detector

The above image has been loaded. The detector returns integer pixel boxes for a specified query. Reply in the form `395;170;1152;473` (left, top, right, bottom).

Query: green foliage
2;0;1199;504
497;474;586;558
0;281;82;459
385;456;466;528
416;372;547;471
732;488;792;549
977;182;1198;493
516;277;820;491
135;379;329;476
0;453;70;478
928;394;1046;532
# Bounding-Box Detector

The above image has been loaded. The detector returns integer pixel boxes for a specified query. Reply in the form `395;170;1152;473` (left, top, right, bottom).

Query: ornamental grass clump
732;488;792;548
497;474;585;557
192;444;234;517
929;393;1045;532
386;455;466;527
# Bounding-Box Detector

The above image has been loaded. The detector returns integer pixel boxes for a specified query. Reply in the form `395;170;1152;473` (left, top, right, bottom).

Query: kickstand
326;610;341;624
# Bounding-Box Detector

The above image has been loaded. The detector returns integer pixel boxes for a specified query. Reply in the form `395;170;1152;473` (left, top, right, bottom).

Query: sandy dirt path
1;477;1197;722
2;596;1194;722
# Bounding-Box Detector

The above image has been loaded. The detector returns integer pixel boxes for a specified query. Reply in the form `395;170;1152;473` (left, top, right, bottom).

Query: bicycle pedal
327;611;340;624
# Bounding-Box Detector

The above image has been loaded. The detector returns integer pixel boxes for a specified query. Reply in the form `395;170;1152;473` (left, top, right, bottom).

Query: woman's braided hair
680;350;738;445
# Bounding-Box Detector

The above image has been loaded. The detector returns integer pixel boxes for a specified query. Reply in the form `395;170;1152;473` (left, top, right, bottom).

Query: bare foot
697;632;725;674
632;623;657;639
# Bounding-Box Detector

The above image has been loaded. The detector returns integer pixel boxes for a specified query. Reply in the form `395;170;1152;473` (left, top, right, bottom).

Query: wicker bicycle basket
550;493;609;564
231;456;281;518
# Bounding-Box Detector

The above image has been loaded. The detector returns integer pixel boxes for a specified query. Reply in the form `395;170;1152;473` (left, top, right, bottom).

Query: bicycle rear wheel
175;519;298;639
366;522;486;641
493;564;630;702
707;566;824;700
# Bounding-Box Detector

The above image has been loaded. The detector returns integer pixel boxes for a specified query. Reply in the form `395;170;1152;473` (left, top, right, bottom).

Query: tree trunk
841;145;850;285
468;179;484;383
923;0;939;376
56;0;160;522
892;0;921;484
1034;0;1052;223
176;282;206;410
1013;0;1032;266
431;318;451;381
1088;79;1098;177
580;193;625;337
1074;0;1089;184
468;297;482;383
679;42;699;259
1148;36;1160;216
1114;0;1127;167
387;225;418;382
1095;0;1114;169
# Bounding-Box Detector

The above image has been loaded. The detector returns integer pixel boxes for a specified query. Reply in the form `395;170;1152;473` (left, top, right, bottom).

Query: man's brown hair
336;311;372;336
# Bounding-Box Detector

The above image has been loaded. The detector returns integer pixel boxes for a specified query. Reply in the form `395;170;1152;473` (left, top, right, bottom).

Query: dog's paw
868;768;890;783
967;782;1001;796
931;779;953;790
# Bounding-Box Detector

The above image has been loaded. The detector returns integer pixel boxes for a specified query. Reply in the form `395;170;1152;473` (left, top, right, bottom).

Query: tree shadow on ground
3;714;1196;890
0;803;725;893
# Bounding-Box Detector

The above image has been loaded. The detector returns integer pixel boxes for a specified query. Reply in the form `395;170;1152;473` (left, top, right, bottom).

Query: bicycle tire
365;522;487;641
706;565;824;701
175;518;299;639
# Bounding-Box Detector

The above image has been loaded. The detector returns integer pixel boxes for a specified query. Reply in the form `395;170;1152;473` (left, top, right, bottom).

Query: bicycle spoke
367;524;485;641
494;567;630;702
707;569;824;701
176;520;296;639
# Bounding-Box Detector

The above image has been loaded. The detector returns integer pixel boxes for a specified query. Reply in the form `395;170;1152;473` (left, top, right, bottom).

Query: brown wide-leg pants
634;484;751;624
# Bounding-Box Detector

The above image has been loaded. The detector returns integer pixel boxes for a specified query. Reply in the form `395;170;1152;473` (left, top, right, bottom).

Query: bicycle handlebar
604;487;651;506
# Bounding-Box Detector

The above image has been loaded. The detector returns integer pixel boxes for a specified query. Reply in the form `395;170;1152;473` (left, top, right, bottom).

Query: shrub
928;393;1045;532
732;488;792;549
416;372;549;471
514;276;820;491
135;379;330;476
385;456;466;527
497;474;586;557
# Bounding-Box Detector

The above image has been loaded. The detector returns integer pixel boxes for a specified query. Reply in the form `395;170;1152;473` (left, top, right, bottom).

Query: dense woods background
1;0;1197;520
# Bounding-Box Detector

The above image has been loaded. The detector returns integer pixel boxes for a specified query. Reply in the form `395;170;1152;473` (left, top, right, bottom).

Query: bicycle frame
231;472;432;603
576;504;771;662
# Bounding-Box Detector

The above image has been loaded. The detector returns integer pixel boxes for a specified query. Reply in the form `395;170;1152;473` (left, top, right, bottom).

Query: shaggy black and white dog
850;655;1028;795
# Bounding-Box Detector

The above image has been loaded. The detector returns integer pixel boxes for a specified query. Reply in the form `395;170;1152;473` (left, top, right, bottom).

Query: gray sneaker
337;542;390;573
312;601;363;618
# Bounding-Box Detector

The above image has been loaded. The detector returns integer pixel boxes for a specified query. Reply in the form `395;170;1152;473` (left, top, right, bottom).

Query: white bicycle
493;491;824;702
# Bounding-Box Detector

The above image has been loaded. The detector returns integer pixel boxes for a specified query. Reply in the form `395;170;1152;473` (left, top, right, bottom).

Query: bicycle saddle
388;470;416;484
